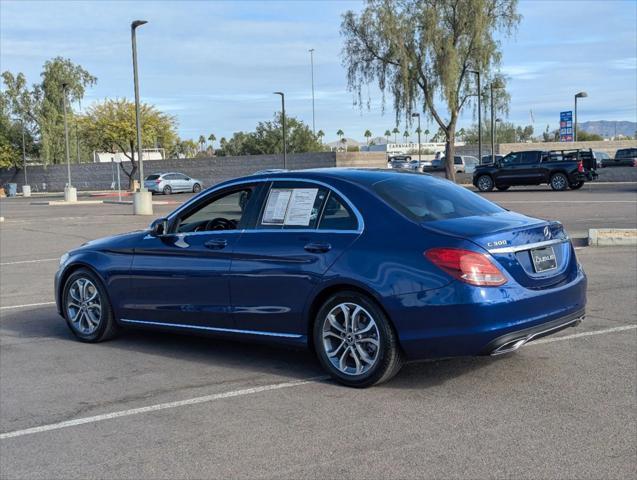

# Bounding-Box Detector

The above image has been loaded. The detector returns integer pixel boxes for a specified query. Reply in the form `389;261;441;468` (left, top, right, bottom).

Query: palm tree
384;130;391;144
340;137;347;152
424;129;430;142
403;130;410;143
198;135;206;152
392;127;399;143
364;129;372;146
317;129;325;144
336;129;344;140
208;133;216;151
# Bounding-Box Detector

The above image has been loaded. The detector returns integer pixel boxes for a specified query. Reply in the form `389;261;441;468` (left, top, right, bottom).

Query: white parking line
1;323;635;441
0;376;329;440
0;258;57;266
0;301;55;311
529;324;637;345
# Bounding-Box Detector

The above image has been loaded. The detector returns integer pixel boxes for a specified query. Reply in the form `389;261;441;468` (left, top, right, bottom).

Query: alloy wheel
478;176;493;191
551;174;567;190
66;278;102;335
322;302;380;376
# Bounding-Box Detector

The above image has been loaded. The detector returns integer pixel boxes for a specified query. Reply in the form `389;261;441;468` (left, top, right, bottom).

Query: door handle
304;242;331;253
204;239;228;250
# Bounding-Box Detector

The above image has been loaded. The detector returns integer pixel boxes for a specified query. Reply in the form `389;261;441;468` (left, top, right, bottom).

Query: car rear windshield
372;174;504;222
145;175;160;180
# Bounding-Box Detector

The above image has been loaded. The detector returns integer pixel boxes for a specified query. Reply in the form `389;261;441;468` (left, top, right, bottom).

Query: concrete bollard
133;191;153;215
22;185;31;197
64;186;77;202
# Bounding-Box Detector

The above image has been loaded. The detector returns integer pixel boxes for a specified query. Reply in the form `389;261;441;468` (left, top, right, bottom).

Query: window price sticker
261;188;319;226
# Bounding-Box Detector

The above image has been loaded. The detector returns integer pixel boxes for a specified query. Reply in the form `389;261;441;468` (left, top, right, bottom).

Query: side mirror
149;217;168;237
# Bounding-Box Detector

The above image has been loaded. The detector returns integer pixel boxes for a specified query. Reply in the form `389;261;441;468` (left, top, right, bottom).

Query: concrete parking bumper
588;228;637;246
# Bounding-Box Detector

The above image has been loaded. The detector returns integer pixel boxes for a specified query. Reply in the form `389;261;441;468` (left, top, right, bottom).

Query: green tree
336;129;344;141
384;129;391;144
424;129;430;141
36;57;96;165
341;0;520;181
392;126;399;143
208;133;216;150
317;129;325;143
364;129;373;145
576;131;603;142
403;130;410;142
79;98;177;189
217;114;321;156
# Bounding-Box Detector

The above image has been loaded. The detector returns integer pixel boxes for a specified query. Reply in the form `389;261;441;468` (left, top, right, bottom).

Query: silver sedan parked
144;172;203;195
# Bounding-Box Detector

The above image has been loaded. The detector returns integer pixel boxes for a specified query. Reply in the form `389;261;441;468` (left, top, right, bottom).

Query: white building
93;148;165;163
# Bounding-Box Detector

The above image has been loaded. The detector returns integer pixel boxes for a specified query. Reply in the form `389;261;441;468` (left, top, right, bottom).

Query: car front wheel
476;175;494;192
313;292;403;387
550;173;568;191
192;183;202;193
63;268;119;342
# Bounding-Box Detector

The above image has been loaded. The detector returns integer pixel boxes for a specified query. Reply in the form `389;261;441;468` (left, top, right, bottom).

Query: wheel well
305;283;394;352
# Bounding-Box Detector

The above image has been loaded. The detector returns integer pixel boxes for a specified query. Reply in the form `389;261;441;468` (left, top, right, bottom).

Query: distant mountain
579;120;636;138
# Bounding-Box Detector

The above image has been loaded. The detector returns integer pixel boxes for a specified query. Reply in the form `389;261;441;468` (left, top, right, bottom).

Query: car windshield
372;174;504;222
145;175;160;180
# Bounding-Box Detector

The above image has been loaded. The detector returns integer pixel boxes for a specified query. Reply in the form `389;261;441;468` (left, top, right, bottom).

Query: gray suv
144;172;202;195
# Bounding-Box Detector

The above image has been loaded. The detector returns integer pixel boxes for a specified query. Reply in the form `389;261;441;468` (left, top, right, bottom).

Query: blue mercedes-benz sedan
55;169;586;387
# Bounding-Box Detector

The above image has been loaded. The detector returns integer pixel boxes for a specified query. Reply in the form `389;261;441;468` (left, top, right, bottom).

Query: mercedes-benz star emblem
544;226;552;239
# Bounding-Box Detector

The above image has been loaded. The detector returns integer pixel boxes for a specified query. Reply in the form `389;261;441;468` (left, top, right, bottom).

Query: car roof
223;168;432;188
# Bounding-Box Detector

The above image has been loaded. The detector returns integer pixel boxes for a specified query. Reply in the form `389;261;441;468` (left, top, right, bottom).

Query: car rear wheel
192;183;201;193
550;173;568;191
476;175;494;192
496;186;510;191
163;185;172;195
313;292;403;387
569;181;584;190
63;268;119;342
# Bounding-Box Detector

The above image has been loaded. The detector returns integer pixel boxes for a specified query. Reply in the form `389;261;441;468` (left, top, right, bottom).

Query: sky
1;0;636;143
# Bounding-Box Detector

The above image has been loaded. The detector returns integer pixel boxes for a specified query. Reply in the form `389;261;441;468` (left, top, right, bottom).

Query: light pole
131;19;152;215
61;83;76;202
21;119;27;185
411;112;421;166
574;91;588;142
490;80;504;163
274;92;286;169
75;99;81;163
495;118;502;144
309;49;316;135
469;69;482;162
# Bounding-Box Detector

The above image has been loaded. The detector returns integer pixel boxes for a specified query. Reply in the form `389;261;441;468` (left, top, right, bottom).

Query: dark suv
473;149;597;192
606;148;637;167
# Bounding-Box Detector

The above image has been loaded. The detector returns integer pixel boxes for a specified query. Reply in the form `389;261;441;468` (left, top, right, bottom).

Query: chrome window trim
120;318;303;338
161;177;365;235
488;238;569;254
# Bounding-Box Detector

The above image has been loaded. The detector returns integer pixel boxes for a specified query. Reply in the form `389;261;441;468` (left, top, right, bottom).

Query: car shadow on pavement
3;307;502;389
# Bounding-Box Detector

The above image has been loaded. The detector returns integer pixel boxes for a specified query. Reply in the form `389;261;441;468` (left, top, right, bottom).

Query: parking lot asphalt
1;182;636;479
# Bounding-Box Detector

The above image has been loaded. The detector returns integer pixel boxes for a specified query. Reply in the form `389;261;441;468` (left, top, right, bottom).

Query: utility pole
309;49;316;135
61;83;76;202
469;70;482;162
274;92;286;168
412;112;421;166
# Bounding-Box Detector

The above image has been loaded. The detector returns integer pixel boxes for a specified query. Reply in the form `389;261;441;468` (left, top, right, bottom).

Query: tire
496;186;510;191
62;268;119;342
550;173;568;191
476;175;494;192
313;292;403;388
192;183;202;193
569;181;584;190
163;185;172;195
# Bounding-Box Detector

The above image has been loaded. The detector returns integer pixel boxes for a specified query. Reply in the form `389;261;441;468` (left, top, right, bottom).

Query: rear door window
318;193;358;231
258;182;328;230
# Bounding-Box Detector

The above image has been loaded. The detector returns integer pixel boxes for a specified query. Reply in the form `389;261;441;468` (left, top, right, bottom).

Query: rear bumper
385;266;587;360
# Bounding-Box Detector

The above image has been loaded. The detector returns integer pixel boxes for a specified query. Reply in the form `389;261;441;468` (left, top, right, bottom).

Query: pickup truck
473;149;597;192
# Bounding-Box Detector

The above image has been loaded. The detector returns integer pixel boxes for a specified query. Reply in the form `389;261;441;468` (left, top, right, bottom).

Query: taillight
155;179;161;184
577;161;583;172
425;248;507;286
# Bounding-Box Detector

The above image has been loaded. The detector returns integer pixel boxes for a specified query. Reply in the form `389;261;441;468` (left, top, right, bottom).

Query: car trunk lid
422;211;575;289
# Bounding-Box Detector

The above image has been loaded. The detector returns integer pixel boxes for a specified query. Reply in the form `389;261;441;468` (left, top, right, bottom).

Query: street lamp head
273;91;284;96
132;20;148;29
575;91;588;98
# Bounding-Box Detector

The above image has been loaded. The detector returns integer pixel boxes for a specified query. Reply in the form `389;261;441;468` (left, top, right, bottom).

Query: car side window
318;193;358;231
175;187;254;233
258;182;327;230
501;153;520;166
164;173;177;180
521;152;539;164
454;157;463;165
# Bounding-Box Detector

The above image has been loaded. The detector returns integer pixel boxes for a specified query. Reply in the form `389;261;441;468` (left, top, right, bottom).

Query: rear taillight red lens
155;179;161;184
578;161;584;172
425;248;507;286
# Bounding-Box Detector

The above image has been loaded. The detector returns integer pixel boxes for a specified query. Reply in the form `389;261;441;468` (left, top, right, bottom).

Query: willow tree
341;0;520;180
